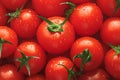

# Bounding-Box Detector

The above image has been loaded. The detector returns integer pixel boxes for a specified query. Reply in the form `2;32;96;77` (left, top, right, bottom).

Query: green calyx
38;2;75;32
109;44;120;55
113;0;120;15
16;50;39;76
73;49;92;75
0;38;13;58
6;6;24;23
58;64;77;80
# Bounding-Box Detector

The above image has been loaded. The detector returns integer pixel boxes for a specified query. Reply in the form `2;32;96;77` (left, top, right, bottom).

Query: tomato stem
38;2;75;32
58;64;77;80
109;44;120;55
113;0;120;15
16;49;39;76
73;49;92;75
0;38;13;58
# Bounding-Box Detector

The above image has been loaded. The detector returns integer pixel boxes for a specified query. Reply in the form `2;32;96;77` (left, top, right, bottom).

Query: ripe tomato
25;74;45;80
32;0;69;17
0;4;8;26
97;0;120;17
37;16;75;55
0;0;28;11
70;2;103;36
0;64;24;80
100;17;120;46
70;37;104;72
45;57;75;80
10;9;41;39
0;26;18;58
14;41;46;76
78;68;110;80
70;0;90;4
104;45;120;79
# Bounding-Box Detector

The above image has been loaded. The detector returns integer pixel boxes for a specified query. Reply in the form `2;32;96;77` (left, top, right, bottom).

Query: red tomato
25;74;45;80
0;26;18;58
70;37;104;72
45;57;75;80
32;0;69;17
0;4;8;26
104;46;120;79
70;2;103;36
37;16;75;55
14;41;46;76
78;68;110;80
97;0;120;17
0;64;24;80
100;17;120;46
0;0;28;11
10;9;41;39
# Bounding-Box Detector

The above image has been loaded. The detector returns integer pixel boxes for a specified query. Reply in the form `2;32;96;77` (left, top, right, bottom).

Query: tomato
70;2;103;36
0;64;24;80
100;17;120;46
104;45;120;79
10;9;41;39
78;68;110;80
25;74;45;80
32;0;69;17
45;56;75;80
97;0;120;17
70;37;104;72
0;0;28;11
0;4;8;26
0;26;18;58
37;16;75;55
14;41;46;76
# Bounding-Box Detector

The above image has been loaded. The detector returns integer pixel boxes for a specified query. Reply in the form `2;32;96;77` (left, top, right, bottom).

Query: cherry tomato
100;17;120;46
0;26;18;58
37;16;75;55
14;41;46;76
10;9;41;39
78;68;110;80
70;2;103;36
104;45;120;79
45;56;75;80
97;0;120;17
70;0;90;4
70;37;104;72
0;0;28;11
0;64;24;80
0;4;8;26
32;0;69;17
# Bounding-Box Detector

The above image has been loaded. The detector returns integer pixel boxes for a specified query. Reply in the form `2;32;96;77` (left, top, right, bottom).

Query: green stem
73;49;92;75
113;0;120;15
109;44;120;55
38;2;75;32
16;49;39;76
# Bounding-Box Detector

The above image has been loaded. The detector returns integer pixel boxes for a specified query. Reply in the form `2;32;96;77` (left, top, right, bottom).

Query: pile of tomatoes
0;0;120;80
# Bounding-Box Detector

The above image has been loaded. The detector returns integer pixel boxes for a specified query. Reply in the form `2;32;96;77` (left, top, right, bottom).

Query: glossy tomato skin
0;4;8;26
105;49;120;79
97;0;120;17
100;18;120;46
0;0;28;11
78;68;110;80
70;0;90;4
37;16;75;55
14;41;46;75
10;9;41;39
0;26;18;58
32;0;69;17
0;64;24;80
45;57;74;80
70;3;103;36
25;74;45;80
70;37;104;72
